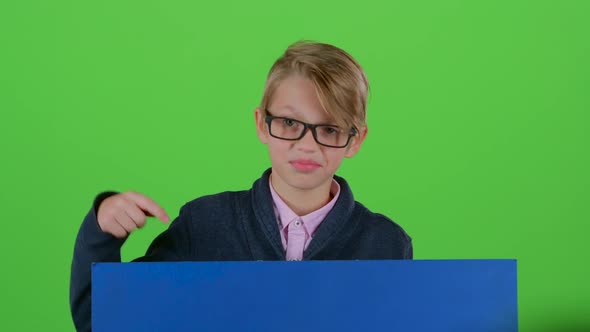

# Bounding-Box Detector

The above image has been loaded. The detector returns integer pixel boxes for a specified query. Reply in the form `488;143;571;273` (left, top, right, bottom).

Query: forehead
269;76;335;124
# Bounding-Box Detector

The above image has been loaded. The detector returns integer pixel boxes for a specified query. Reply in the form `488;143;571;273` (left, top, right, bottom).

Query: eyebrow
267;109;341;127
273;105;337;121
272;105;298;117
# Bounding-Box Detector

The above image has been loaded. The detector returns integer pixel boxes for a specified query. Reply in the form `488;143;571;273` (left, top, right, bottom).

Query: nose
295;127;319;151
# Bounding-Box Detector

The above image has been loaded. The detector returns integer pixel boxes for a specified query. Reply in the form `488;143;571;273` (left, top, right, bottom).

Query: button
294;219;302;227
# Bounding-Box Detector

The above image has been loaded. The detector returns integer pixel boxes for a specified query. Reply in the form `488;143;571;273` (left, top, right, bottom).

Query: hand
96;191;170;238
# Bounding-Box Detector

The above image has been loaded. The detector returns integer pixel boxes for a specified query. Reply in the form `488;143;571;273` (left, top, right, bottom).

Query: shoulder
353;201;412;244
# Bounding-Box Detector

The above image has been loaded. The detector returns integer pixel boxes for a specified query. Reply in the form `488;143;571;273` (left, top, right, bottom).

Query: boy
70;41;413;331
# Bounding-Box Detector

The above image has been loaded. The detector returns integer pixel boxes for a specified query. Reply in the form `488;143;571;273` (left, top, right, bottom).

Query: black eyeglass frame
264;109;358;148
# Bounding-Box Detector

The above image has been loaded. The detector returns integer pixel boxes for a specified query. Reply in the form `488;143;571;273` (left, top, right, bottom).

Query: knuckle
136;213;147;222
105;225;118;236
120;219;133;231
114;197;128;208
105;199;123;212
97;213;112;227
114;230;127;238
122;191;137;202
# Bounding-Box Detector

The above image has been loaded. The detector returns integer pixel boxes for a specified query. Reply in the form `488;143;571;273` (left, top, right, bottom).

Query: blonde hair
259;41;369;130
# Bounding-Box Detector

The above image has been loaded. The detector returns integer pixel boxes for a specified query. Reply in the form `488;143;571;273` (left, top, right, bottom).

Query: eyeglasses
264;110;358;148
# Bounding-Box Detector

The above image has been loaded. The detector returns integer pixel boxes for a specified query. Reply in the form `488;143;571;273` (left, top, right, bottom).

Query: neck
270;171;332;216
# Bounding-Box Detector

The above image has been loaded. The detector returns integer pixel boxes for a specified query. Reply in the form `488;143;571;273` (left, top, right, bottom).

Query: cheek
267;140;289;160
323;150;347;167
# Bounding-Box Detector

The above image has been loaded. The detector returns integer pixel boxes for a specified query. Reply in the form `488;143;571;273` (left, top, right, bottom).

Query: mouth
290;159;322;172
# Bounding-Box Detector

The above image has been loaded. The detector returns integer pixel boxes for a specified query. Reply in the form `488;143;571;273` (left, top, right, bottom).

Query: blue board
92;260;517;332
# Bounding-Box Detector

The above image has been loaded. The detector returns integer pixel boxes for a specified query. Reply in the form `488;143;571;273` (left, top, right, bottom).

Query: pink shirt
269;176;341;261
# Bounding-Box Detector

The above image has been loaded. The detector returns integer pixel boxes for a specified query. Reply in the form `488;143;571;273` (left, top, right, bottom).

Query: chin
287;170;331;191
272;164;332;190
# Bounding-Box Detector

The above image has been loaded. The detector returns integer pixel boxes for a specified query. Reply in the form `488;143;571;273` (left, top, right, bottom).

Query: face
255;75;367;193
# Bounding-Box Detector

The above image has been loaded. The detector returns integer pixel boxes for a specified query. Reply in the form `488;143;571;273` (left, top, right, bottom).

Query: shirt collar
269;174;341;236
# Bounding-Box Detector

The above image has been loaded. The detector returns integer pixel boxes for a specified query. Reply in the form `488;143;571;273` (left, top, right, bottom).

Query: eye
282;118;296;127
322;126;340;135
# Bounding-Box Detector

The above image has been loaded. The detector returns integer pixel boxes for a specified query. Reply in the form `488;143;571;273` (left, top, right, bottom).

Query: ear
344;125;368;158
254;108;269;144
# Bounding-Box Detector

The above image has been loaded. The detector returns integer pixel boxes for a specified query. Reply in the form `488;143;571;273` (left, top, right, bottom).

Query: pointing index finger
126;191;170;223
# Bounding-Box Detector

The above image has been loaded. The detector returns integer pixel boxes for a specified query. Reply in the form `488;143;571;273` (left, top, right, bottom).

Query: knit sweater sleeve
69;192;124;332
69;193;193;331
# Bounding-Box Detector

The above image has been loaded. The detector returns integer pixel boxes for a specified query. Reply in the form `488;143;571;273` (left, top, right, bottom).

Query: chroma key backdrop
0;1;588;331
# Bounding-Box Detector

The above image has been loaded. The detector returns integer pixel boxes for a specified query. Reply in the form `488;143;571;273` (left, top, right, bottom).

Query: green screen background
1;1;588;330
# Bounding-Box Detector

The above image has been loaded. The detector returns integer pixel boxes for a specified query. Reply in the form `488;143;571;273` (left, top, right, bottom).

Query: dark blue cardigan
70;169;412;331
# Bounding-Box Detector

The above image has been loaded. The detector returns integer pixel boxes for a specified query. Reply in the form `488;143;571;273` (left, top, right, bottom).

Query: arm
69;192;124;332
69;192;192;331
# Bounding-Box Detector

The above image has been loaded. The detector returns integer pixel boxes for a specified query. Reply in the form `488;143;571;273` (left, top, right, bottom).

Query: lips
290;159;322;172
